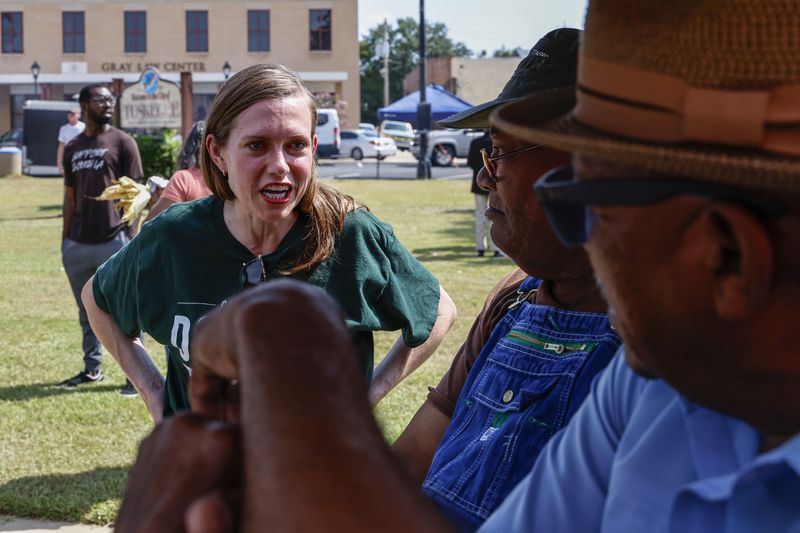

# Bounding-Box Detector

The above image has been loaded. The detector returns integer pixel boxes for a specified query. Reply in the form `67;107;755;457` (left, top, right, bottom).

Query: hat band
574;57;800;156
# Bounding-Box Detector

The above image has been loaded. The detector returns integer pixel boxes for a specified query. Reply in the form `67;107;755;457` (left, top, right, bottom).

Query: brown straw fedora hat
491;0;800;193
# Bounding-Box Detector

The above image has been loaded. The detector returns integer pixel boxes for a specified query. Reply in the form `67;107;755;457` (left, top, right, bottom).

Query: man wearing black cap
388;28;620;530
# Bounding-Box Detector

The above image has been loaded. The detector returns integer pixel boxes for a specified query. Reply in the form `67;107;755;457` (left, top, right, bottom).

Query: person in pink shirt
146;122;212;221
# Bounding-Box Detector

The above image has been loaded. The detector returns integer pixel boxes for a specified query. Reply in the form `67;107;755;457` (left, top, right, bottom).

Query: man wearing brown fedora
111;1;800;531
479;0;800;530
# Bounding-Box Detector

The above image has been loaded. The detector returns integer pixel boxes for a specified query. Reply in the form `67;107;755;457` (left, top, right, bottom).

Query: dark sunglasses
534;166;790;246
240;256;266;288
480;145;541;179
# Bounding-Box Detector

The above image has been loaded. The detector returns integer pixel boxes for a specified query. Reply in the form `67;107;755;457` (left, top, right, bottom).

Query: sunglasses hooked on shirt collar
534;166;790;247
240;256;267;288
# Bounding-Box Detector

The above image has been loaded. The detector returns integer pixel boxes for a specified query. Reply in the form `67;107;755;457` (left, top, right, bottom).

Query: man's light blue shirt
480;351;800;532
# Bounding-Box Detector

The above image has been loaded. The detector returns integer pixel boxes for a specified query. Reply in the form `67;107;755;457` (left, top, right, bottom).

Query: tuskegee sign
120;67;181;129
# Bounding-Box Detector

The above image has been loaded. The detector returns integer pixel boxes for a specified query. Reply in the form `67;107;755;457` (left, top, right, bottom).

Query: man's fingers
189;280;353;417
116;414;242;533
192;308;241;379
190;371;241;422
185;489;241;533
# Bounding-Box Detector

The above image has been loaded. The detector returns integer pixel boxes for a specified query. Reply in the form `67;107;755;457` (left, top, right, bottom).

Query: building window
247;10;270;52
186;10;208;52
309;9;331;51
1;12;23;54
62;12;85;54
125;11;146;53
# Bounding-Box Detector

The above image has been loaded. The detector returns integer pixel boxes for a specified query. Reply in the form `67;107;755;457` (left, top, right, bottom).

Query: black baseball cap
439;28;581;129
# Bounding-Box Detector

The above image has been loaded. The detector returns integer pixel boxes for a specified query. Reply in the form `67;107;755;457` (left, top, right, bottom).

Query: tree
493;45;523;58
360;18;471;124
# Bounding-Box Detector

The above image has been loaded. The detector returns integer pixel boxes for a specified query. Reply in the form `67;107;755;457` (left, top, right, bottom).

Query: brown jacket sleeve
426;268;528;417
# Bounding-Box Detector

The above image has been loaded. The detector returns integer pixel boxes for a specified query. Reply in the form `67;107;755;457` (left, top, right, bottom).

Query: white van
315;108;340;158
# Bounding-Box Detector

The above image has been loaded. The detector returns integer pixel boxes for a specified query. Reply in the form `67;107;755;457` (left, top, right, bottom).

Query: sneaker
477;250;485;257
58;369;104;388
119;379;138;398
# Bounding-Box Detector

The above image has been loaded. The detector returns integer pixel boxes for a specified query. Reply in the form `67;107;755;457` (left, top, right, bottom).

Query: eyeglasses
90;96;116;106
240;256;266;288
534;166;790;246
481;145;541;179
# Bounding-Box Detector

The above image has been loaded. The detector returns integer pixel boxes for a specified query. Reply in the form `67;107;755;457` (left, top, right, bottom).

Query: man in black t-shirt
59;84;143;393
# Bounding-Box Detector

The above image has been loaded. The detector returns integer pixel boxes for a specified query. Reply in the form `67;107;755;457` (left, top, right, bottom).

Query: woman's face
210;95;317;225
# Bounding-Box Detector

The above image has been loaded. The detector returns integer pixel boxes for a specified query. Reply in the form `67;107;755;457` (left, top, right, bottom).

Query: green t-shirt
93;196;440;417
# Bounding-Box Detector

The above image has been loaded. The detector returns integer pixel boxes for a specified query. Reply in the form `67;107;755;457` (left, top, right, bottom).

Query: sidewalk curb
0;516;112;532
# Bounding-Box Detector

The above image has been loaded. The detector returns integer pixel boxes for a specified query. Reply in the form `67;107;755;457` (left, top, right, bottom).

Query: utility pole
382;20;390;107
416;0;431;179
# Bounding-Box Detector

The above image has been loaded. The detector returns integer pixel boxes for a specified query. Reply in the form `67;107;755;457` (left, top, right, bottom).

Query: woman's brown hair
200;63;359;274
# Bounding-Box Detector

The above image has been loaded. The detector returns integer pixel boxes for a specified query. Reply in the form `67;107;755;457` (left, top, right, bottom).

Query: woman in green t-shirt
82;64;456;421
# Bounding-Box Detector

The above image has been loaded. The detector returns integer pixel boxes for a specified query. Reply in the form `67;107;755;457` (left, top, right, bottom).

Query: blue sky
358;0;589;54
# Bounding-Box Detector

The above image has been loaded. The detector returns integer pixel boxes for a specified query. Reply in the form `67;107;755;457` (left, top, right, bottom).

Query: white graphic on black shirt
70;147;108;172
170;302;226;376
171;315;192;375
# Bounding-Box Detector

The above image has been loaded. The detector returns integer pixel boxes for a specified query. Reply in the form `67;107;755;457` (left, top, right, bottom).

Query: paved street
317;151;472;181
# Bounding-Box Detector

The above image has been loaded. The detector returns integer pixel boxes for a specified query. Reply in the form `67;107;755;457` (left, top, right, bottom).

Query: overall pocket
423;303;612;524
424;356;566;521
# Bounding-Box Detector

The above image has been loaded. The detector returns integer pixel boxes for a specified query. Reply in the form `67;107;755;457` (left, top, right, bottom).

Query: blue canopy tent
377;85;472;127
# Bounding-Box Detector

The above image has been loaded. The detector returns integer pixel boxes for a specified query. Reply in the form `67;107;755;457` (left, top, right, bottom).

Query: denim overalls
422;277;621;531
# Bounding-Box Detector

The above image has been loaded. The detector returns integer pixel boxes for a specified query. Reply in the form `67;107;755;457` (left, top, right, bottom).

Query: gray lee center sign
120;67;182;129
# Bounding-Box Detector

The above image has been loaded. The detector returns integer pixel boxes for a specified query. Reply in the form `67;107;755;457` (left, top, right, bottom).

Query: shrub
133;129;182;179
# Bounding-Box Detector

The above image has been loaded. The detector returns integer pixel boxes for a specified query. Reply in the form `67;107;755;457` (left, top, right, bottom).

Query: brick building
0;0;360;131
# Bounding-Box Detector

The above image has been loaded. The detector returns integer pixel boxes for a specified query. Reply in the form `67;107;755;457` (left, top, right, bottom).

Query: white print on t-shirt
171;315;191;363
70;147;108;172
170;301;227;376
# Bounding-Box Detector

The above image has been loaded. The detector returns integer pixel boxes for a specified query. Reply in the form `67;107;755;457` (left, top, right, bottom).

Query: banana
93;176;152;230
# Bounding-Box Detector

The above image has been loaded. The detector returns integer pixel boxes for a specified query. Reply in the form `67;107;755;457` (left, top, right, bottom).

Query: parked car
379;120;415;151
340;129;397;160
315;108;341;158
0;128;22;148
358;122;377;134
411;128;484;166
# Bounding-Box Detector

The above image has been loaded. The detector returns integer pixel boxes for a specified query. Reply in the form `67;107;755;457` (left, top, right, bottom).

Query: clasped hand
116;280;358;533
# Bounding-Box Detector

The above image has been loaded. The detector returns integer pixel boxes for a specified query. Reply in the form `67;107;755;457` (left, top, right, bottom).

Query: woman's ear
702;203;773;321
205;134;226;174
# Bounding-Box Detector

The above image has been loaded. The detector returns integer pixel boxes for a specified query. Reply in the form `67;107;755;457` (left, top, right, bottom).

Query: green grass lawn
0;173;515;525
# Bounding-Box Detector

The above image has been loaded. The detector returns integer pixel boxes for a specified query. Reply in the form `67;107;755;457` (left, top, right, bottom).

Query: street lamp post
222;61;232;80
30;61;40;99
416;0;431;179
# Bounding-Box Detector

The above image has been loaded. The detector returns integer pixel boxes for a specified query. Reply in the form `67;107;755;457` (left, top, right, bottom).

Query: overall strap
508;276;542;311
